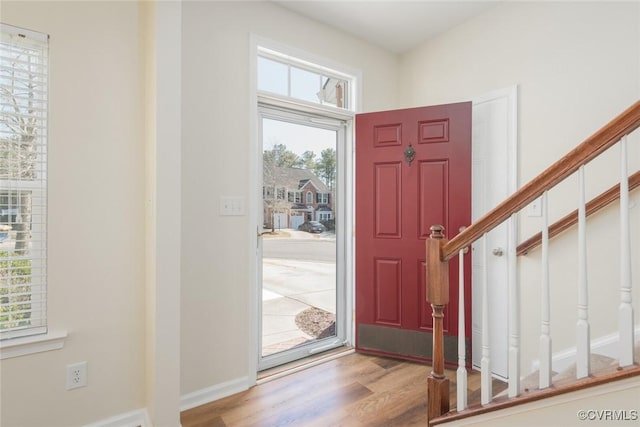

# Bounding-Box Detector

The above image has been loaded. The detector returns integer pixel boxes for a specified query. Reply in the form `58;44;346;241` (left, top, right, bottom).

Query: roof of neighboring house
265;167;330;193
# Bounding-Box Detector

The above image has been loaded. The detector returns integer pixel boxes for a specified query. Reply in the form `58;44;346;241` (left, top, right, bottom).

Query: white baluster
577;165;591;379
619;136;634;367
481;233;492;405
508;214;520;397
540;191;552;389
457;247;467;410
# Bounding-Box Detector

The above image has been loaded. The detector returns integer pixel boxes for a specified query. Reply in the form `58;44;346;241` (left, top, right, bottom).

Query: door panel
355;102;472;365
418;160;448;238
374;257;402;325
374;163;402;238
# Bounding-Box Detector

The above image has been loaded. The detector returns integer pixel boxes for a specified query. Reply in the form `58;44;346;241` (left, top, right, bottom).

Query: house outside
263;167;333;230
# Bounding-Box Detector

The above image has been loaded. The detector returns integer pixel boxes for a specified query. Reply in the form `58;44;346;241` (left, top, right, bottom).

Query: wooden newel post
426;224;450;423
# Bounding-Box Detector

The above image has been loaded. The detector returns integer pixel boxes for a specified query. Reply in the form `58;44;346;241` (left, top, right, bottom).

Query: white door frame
256;104;351;371
471;86;518;378
248;34;360;383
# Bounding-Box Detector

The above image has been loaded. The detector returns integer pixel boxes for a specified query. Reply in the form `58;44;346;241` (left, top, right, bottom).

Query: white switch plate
528;196;543;217
220;196;245;216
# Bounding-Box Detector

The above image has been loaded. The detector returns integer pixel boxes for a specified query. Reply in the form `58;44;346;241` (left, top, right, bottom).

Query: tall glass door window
258;106;346;370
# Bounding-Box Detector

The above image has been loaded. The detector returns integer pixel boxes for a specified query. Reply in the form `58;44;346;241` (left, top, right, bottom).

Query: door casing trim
249;33;360;381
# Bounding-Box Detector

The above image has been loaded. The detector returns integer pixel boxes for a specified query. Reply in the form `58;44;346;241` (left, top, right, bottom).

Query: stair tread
494;353;620;399
552;353;618;383
432;363;640;426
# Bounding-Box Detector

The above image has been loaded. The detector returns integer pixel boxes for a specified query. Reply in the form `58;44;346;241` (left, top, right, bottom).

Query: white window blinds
0;23;48;340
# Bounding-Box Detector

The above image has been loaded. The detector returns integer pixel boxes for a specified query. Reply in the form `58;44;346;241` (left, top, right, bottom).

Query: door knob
492;247;504;257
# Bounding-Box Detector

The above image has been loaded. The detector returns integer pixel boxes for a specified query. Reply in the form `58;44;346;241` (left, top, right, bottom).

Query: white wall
143;1;182;425
180;1;399;396
399;1;640;371
0;1;146;426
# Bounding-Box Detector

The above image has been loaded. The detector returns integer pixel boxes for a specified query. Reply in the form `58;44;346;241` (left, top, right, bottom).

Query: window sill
0;330;67;360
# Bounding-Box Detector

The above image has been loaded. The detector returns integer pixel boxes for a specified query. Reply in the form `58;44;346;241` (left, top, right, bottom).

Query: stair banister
507;214;519;398
619;136;634;367
426;100;640;425
517;170;640;256
439;100;640;262
576;166;591;379
480;234;492;404
456;243;468;410
539;191;552;388
426;225;450;421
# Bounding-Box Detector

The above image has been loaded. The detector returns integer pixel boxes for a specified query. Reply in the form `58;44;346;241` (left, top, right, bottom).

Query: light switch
528;196;543;217
220;196;245;216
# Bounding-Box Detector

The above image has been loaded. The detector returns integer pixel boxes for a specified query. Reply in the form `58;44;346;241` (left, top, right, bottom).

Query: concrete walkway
261;247;336;356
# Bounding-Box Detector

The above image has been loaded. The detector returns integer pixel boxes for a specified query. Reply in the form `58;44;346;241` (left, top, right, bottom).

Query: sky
259;55;339;159
262;118;336;159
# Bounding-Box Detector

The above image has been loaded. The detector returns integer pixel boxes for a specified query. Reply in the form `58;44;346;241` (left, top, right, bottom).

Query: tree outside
263;141;336;231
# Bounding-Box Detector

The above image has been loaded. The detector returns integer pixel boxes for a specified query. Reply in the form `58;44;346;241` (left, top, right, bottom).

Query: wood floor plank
220;362;383;425
235;381;372;427
181;353;481;427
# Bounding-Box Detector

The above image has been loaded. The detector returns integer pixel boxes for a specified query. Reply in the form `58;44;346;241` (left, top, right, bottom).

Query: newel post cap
430;225;445;239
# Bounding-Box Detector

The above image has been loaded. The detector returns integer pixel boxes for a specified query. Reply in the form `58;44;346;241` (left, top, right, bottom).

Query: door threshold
257;346;355;384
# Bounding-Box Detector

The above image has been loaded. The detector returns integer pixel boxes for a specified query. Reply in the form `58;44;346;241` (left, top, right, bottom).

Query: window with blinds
0;23;48;340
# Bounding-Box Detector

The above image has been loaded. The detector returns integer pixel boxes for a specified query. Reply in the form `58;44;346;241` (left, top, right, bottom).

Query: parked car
0;224;10;242
298;221;326;233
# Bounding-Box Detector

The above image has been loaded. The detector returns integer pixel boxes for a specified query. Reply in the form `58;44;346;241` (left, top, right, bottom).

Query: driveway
263;235;335;262
261;229;337;354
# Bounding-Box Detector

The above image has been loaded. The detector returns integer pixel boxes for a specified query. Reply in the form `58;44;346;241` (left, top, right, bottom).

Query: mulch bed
295;307;336;339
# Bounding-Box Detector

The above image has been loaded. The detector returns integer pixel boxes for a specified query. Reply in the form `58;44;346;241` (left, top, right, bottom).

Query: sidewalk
261;258;336;356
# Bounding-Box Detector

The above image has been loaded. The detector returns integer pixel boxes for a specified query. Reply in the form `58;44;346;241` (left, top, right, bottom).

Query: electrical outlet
66;361;87;390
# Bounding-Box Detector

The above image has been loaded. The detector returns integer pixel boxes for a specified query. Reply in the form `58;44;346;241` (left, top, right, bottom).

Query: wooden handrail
441;100;640;261
517;170;640;255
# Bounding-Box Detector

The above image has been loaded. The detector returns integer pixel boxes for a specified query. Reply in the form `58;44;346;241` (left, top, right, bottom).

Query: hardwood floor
181;352;505;427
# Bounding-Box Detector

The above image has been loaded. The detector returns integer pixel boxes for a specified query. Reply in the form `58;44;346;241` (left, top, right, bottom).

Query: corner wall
0;2;146;425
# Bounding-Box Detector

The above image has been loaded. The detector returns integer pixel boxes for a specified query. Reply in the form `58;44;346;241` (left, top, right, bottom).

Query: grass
0;251;32;330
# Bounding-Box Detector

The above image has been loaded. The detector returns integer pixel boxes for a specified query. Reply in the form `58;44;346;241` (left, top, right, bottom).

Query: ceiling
274;1;501;54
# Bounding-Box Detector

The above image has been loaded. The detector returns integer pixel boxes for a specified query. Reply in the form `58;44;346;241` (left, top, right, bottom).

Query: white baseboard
81;376;251;426
83;408;151;427
180;376;251;412
530;325;640;373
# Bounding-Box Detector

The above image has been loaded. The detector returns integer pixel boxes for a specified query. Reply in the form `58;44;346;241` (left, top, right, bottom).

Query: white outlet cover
66;361;87;390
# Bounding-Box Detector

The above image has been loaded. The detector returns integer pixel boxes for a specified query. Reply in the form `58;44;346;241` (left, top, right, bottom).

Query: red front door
355;102;472;365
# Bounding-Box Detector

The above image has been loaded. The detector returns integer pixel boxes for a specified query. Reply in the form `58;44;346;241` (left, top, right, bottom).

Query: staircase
425;101;640;425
